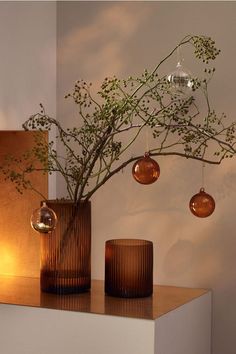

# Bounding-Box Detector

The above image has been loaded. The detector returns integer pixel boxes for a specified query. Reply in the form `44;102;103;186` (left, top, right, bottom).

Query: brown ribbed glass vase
105;239;153;298
40;200;91;294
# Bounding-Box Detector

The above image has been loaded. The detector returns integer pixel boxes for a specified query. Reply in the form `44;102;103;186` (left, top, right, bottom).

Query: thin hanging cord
201;162;205;190
176;45;185;67
177;45;183;66
177;45;180;66
145;126;149;153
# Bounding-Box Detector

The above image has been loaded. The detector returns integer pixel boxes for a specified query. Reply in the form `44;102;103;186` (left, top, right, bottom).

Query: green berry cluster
192;35;220;63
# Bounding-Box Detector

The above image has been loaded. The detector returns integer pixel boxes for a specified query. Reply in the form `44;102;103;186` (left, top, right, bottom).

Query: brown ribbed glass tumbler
40;200;91;294
105;239;153;298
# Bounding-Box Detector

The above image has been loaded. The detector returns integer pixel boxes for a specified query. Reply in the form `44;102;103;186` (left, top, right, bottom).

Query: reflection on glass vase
40;200;91;294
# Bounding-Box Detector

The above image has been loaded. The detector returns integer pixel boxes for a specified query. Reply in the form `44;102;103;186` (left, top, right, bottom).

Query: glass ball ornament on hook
167;62;193;96
189;188;215;218
30;202;57;233
132;152;160;185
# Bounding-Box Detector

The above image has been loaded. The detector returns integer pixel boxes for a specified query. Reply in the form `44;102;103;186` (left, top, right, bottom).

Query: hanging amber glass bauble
30;202;57;233
189;188;215;218
132;152;160;185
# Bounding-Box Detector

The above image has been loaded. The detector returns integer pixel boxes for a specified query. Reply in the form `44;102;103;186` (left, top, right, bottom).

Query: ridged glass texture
40;200;91;294
105;293;153;318
40;291;91;312
105;239;153;298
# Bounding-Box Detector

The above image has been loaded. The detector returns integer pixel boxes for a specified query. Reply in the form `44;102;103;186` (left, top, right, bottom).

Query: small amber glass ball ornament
132;152;160;185
30;202;58;233
189;188;215;218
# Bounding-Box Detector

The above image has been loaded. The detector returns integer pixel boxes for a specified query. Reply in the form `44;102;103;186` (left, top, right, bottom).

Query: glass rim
43;199;91;205
106;239;153;247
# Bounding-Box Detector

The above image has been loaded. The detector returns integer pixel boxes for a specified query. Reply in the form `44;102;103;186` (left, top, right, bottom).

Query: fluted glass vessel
105;239;153;298
40;200;91;294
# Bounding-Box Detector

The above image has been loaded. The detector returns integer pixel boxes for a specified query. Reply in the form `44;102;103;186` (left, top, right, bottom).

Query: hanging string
177;45;181;66
176;45;184;67
145;125;150;153
201;161;205;190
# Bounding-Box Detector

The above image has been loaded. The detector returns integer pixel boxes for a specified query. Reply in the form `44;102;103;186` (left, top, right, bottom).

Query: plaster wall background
0;1;56;129
57;3;236;354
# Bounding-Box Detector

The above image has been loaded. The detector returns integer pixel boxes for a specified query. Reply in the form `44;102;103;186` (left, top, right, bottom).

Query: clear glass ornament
132;152;160;185
31;202;57;233
167;46;193;96
167;61;193;96
189;188;215;218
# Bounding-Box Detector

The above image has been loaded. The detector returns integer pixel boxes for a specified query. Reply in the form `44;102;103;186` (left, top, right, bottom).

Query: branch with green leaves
1;34;235;204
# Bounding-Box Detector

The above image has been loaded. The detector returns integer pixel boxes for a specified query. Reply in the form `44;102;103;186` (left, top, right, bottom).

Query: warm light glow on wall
0;131;48;278
0;244;17;275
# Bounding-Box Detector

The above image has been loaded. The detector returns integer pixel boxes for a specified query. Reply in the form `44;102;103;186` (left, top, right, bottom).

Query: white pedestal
0;277;211;354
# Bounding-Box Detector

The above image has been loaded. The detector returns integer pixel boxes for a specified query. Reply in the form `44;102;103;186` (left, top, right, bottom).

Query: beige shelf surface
0;275;209;320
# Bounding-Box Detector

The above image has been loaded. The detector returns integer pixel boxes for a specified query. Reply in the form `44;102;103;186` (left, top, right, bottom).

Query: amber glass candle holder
105;239;153;298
